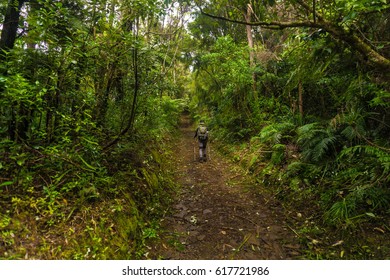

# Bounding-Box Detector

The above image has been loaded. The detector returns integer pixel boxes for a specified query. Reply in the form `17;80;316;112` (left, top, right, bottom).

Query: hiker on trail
194;120;209;162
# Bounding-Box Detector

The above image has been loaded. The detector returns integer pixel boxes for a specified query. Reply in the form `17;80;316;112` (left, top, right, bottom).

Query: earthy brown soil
148;115;302;259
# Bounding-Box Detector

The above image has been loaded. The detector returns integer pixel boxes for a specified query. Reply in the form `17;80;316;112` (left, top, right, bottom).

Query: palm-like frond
259;121;295;145
297;122;338;162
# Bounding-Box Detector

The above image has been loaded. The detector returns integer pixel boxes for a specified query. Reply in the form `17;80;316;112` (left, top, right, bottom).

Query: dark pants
199;140;207;161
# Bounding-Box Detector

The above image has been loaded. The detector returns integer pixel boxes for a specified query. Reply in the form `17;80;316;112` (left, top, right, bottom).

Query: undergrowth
0;98;185;260
214;116;390;260
0;136;177;259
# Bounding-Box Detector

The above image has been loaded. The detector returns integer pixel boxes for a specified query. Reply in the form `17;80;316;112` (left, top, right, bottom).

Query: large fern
330;106;368;143
297;122;338;163
259;121;295;145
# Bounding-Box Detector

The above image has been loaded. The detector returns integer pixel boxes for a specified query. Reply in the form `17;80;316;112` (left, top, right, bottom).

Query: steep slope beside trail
148;115;302;259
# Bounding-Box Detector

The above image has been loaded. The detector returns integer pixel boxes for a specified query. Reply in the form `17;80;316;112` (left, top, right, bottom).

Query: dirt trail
149;115;302;259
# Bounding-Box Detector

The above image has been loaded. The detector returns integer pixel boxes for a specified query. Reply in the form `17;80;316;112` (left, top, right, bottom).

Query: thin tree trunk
298;80;303;118
244;4;257;95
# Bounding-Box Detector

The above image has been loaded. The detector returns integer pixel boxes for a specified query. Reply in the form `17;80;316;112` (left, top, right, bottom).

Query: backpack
198;125;208;141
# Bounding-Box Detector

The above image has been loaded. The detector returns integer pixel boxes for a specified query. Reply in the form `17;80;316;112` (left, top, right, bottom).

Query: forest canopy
1;0;390;259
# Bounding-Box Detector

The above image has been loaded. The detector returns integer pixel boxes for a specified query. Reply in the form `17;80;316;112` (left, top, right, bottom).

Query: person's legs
198;141;204;162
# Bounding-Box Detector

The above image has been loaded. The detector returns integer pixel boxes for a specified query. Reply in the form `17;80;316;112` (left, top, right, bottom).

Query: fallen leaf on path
373;227;385;234
311;239;321;245
331;240;344;247
190;215;197;224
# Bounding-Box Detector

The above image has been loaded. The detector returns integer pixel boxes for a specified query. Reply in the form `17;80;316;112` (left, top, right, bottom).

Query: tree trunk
244;4;257;95
1;0;26;140
95;72;113;127
0;0;26;61
298;80;303;118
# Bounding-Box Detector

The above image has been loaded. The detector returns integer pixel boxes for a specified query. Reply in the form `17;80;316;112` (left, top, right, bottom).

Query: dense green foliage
1;0;390;259
189;0;390;258
0;0;189;259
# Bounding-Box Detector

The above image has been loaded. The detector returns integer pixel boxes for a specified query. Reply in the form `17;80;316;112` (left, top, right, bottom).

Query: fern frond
330;105;368;143
311;135;337;162
340;126;358;141
271;144;286;165
297;122;338;162
297;122;321;144
259;121;295;145
285;161;319;178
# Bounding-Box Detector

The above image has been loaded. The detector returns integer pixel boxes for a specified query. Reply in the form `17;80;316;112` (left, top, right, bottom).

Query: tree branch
198;6;390;70
200;8;322;30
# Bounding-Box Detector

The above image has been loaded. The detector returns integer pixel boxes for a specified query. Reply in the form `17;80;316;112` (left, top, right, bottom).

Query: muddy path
148;115;302;259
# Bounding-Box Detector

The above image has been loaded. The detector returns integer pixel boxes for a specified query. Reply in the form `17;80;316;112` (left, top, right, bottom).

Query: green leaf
365;212;376;218
0;181;14;187
78;155;97;171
